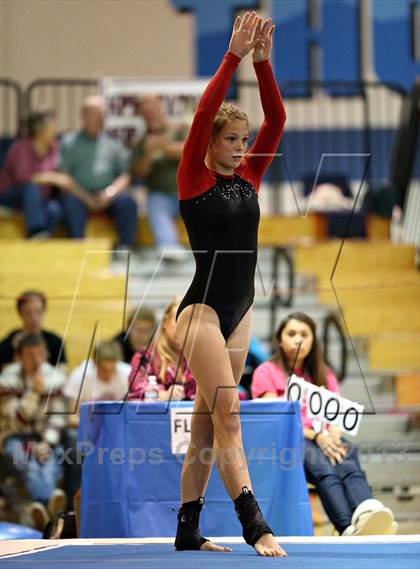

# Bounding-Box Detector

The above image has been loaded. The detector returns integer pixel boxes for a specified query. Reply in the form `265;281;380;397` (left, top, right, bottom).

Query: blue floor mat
2;542;420;569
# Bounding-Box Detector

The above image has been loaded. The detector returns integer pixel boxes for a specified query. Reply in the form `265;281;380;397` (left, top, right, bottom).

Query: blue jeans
148;191;182;251
4;436;63;504
304;439;372;534
0;182;62;237
61;191;138;246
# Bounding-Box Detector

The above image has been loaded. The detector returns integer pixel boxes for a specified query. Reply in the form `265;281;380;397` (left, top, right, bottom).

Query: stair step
353;429;420;447
351;393;396;411
357;414;410;436
374;491;420;518
339;374;397;409
340;376;383;397
360;452;420;487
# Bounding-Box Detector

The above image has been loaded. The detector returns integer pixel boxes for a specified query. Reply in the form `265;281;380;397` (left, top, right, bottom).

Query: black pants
61;428;81;510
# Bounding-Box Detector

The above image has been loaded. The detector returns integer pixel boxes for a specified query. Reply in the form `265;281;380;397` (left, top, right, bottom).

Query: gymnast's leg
175;304;239;552
176;388;230;552
225;308;286;556
180;306;252;505
175;304;286;556
180;390;214;503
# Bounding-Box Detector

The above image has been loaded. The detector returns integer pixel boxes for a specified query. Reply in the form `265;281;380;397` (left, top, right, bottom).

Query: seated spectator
131;96;187;261
0;290;67;371
128;297;196;401
113;306;157;364
0;334;67;527
302;174;366;238
251;311;397;536
59;95;138;249
64;340;131;414
62;340;131;506
0;110;69;238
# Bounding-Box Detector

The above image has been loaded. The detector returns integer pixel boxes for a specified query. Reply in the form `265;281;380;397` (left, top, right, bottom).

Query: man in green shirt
59;96;137;248
131;96;187;261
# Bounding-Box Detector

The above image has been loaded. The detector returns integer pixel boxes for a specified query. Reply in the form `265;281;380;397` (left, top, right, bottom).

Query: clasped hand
228;11;276;62
316;432;348;465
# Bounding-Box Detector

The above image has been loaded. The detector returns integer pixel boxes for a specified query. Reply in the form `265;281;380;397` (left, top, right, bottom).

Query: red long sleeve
177;52;241;200
239;59;286;188
177;53;286;200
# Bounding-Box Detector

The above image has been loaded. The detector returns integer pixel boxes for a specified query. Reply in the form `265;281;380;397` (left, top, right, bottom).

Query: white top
0;361;67;446
64;359;131;404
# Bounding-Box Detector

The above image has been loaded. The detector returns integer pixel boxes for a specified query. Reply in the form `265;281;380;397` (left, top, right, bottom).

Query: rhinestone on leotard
191;175;256;205
216;175;255;202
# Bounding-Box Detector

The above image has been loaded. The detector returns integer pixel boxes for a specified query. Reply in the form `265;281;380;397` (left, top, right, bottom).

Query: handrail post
322;312;347;382
269;246;295;339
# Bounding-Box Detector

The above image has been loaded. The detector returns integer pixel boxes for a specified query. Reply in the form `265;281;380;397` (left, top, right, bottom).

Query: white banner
170;407;192;455
287;374;364;436
100;77;208;147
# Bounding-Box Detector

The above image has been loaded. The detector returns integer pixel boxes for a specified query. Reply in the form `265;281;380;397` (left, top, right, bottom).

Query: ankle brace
234;487;273;547
174;497;210;551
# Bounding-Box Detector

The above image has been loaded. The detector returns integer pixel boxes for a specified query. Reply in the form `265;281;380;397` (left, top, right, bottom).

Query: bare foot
254;533;287;557
200;541;232;552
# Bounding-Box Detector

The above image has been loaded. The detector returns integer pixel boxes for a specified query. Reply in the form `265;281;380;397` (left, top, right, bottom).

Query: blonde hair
154;296;184;383
211;102;248;138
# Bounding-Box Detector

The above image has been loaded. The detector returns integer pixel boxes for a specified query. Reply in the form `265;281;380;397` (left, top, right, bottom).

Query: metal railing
390;83;420;210
1;77;410;190
25;78;98;132
237;79;408;214
322;311;348;382
267;250;349;381
269;246;295;336
0;79;23;137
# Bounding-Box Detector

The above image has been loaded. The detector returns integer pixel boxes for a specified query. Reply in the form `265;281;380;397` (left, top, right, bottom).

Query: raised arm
178;12;261;200
242;19;286;187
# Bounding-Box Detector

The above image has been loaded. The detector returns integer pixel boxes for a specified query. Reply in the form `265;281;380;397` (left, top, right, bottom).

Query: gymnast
174;12;287;556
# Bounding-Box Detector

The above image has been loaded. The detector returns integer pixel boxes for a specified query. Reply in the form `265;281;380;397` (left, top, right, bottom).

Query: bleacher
0;71;419;538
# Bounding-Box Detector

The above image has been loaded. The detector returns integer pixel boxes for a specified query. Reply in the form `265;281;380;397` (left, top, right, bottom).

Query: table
78;400;313;537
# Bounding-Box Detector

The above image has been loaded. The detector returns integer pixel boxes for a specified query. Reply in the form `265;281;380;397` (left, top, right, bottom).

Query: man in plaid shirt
0;333;66;505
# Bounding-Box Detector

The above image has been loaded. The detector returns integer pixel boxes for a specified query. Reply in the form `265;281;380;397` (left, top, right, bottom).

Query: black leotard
176;52;286;341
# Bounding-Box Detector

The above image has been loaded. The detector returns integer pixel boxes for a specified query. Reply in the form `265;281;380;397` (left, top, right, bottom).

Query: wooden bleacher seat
0;208;390;245
0;239;126;369
0;214;396;370
295;241;420;371
395;373;420;408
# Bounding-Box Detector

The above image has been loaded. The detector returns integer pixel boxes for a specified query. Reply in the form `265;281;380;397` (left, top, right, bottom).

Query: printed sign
100;78;208;147
170;406;193;454
287;374;364;436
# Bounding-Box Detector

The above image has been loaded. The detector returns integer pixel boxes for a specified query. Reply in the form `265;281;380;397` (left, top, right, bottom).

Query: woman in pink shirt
128;297;197;402
252;312;396;537
0;110;72;238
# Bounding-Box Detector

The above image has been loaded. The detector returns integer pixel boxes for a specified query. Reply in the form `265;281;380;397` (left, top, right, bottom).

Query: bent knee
213;404;241;438
191;413;214;447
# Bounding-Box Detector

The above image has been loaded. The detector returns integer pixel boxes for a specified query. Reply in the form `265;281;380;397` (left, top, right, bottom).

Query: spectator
59;95;138;249
302;174;366;238
0;334;67;526
128;297;196;401
113;306;157;364
0;290;67;371
58;339;128;512
131;96;187;261
251;311;397;536
0;110;70;238
62;340;131;507
64;340;130;414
